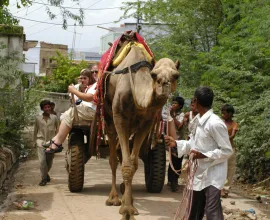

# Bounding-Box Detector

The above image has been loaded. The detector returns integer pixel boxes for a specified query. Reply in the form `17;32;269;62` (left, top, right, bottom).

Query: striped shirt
176;109;233;191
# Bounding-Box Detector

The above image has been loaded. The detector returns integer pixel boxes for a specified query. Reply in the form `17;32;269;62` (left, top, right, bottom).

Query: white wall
24;42;40;75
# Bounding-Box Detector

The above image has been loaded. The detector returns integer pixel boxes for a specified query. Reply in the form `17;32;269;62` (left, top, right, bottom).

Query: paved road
1;144;268;220
0;144;183;220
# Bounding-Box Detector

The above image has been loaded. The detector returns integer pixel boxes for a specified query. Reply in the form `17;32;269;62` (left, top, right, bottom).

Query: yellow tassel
112;42;132;67
112;42;152;67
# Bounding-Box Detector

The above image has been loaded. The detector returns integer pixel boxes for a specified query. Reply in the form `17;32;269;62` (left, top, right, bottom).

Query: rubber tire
67;144;85;192
144;143;166;193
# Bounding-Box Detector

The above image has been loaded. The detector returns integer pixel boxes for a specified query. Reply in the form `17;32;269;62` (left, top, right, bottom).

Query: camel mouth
156;93;169;101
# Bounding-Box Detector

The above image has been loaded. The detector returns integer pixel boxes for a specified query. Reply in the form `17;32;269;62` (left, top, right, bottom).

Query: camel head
151;58;180;100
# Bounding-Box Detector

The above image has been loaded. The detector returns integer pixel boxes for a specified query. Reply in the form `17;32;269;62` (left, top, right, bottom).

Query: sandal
39;179;47;186
43;140;63;154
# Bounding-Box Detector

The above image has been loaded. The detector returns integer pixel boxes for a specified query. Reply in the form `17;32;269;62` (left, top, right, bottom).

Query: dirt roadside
0;145;269;220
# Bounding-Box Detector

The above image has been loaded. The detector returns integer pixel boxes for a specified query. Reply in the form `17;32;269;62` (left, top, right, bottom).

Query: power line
31;1;121;10
25;0;108;38
28;24;57;36
25;0;101;29
27;20;119;36
15;15;117;27
24;5;44;16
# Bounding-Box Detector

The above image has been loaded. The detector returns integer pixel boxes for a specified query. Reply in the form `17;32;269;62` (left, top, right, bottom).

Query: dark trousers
168;155;183;183
188;185;224;220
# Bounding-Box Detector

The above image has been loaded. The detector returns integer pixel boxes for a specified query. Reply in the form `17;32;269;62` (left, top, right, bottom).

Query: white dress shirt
176;109;233;191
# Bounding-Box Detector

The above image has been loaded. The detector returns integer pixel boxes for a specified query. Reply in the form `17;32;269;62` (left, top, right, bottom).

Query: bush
0;52;42;149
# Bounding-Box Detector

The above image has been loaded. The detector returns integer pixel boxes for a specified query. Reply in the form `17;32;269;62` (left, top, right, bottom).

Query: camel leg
106;124;121;206
119;120;153;220
112;115;137;220
129;121;153;216
131;121;153;171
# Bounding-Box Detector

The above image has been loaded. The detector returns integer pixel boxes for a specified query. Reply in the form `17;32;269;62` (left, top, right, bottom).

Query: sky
8;0;137;51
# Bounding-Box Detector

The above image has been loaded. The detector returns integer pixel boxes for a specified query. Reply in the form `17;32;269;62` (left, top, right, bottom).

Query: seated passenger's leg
44;107;74;151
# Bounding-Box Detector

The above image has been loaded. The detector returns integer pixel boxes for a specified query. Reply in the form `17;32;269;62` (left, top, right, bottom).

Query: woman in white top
43;68;97;154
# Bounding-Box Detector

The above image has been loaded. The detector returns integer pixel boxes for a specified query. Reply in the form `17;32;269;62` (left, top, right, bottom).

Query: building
24;41;68;76
100;22;169;54
40;42;68;75
71;50;101;61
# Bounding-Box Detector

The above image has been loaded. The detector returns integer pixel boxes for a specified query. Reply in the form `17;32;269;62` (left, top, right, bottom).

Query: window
42;58;46;67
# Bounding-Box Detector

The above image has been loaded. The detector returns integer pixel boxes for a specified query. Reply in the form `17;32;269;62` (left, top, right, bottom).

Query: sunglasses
91;70;98;73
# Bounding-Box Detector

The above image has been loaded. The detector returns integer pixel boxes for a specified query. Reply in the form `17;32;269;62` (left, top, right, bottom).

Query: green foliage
0;1;84;29
0;52;43;149
0;0;31;8
45;0;84;29
200;1;270;182
0;25;23;35
0;7;19;25
36;52;89;93
122;0;270;181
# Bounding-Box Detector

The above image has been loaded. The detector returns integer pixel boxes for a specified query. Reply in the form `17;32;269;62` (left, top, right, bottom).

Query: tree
0;7;19;25
200;0;270;182
35;52;89;93
121;0;223;96
121;0;270;182
0;4;42;149
1;0;84;29
0;52;42;148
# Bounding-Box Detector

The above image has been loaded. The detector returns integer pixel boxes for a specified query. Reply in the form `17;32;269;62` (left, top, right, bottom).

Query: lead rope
165;98;198;220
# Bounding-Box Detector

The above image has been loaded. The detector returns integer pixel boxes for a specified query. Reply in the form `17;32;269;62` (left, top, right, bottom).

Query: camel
103;39;180;220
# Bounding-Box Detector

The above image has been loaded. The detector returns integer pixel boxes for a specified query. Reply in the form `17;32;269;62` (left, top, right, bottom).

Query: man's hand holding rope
164;135;177;148
164;135;207;160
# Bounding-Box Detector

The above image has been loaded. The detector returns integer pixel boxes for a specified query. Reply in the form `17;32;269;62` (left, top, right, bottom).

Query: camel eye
151;72;157;80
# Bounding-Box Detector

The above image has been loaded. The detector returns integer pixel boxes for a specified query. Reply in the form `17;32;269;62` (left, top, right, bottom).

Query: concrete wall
0;35;24;58
0;146;20;188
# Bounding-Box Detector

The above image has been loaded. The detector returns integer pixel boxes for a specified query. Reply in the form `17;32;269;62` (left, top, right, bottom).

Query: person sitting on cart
43;68;97;154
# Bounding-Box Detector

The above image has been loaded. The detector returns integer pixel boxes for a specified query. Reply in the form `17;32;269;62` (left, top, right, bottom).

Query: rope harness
165;99;198;220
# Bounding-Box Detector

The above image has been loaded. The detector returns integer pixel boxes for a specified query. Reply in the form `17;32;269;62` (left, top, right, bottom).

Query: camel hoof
119;205;139;216
106;199;113;206
106;197;122;206
121;214;136;220
120;182;125;195
134;207;139;215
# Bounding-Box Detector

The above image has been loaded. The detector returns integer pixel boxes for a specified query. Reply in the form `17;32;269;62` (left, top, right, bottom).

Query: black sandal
43;140;63;154
39;179;47;186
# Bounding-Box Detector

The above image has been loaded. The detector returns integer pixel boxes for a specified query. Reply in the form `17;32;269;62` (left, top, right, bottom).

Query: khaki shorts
61;105;96;128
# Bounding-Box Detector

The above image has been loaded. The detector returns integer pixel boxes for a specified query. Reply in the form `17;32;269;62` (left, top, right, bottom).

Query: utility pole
136;0;142;33
71;23;77;60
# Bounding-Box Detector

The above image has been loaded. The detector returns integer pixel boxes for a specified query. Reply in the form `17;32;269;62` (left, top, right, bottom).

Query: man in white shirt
165;86;233;220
